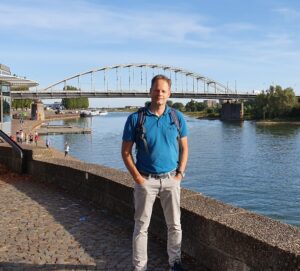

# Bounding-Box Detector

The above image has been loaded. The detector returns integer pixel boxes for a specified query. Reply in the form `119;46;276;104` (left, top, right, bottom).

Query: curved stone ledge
0;146;299;271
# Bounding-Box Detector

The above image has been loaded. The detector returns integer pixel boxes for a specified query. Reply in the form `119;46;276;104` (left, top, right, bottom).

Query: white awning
0;74;38;88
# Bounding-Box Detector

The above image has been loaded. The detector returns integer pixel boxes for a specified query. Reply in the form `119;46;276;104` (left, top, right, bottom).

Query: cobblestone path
0;164;199;271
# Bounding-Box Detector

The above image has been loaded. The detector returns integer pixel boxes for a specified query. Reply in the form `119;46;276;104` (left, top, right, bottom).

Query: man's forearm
178;137;188;172
121;141;143;183
122;152;141;179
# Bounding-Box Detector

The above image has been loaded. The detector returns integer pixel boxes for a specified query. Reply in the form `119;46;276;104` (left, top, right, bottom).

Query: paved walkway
0;164;199;271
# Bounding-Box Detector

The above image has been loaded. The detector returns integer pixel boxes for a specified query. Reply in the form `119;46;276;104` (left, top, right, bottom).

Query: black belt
140;170;176;179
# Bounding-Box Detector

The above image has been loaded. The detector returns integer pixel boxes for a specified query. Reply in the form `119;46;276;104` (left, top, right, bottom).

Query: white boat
80;110;92;117
80;109;108;117
90;109;100;116
99;111;108;116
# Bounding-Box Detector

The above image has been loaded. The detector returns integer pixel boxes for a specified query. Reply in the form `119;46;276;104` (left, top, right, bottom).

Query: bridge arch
43;63;234;95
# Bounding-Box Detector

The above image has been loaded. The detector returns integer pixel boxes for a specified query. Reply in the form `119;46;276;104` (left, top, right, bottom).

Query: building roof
0;74;39;88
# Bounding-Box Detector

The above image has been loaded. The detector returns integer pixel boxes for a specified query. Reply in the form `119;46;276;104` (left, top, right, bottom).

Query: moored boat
80;109;108;117
99;111;108;116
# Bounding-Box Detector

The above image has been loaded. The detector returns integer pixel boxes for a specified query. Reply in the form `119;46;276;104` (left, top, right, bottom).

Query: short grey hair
150;74;171;90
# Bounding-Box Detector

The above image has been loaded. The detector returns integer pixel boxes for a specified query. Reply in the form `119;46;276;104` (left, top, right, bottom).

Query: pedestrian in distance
64;142;70;157
16;131;20;143
24;133;27;144
19;130;24;144
46;137;51;148
122;74;189;271
34;131;39;146
29;133;33;144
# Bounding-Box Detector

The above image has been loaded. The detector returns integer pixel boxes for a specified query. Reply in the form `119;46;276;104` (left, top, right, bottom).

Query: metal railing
0;129;24;159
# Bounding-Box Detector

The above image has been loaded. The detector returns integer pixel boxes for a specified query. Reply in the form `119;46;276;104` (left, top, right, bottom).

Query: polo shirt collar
145;104;170;116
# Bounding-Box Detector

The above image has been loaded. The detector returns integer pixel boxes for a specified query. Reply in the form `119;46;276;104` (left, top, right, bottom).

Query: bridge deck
11;90;258;100
0;163;200;271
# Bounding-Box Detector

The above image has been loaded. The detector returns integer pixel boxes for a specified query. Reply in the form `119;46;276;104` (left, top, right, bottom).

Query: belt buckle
153;172;168;179
142;170;174;179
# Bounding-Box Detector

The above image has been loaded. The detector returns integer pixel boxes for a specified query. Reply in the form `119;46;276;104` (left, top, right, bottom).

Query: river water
43;112;300;227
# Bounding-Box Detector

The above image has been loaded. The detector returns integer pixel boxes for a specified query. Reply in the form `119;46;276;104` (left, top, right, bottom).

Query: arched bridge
11;63;257;100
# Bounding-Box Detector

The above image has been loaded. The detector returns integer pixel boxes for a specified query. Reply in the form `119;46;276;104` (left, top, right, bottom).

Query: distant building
204;100;218;108
0;64;38;135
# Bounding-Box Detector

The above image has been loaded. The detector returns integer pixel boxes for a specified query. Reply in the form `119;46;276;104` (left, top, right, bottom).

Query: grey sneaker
170;260;185;271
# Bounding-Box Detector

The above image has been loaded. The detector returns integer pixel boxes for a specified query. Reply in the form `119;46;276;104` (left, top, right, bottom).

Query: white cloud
273;7;300;20
0;1;214;44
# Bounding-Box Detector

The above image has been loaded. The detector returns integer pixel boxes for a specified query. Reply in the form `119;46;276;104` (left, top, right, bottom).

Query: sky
1;0;300;107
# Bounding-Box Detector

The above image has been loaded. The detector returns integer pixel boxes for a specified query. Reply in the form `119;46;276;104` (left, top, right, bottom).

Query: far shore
256;120;300;125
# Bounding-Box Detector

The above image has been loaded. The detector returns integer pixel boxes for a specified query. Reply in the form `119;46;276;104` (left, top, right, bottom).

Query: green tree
196;102;206;111
167;100;173;107
290;104;300;119
243;100;255;118
253;86;297;119
172;102;184;111
185;100;198;112
64;85;77;90
12;99;33;109
0;100;10;114
62;85;89;109
11;85;32;109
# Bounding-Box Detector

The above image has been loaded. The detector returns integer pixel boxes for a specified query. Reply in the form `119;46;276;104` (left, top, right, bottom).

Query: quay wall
0;146;299;271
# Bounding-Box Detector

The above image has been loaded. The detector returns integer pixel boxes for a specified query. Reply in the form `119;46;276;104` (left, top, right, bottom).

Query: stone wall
0;145;24;173
1;145;299;271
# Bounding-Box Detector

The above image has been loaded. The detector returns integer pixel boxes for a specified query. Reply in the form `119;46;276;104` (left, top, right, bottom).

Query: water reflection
255;122;300;137
221;120;244;128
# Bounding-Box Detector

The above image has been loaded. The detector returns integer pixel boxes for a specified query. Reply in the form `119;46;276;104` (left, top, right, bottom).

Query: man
64;142;70;157
122;75;188;271
46;137;51;148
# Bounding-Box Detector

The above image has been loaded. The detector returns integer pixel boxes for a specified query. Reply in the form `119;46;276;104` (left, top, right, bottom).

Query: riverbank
8;113;82;161
256;120;300;125
184;110;300;123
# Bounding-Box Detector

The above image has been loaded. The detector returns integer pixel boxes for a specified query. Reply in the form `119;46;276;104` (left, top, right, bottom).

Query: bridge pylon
31;100;45;121
220;101;244;121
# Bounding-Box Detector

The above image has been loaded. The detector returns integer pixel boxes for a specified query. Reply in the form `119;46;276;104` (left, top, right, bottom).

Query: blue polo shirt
122;106;188;174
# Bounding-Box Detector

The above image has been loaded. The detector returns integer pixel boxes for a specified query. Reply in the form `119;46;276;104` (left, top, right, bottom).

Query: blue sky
1;0;300;106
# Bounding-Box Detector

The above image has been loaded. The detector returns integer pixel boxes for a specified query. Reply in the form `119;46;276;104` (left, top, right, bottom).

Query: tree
196;102;206;111
185;100;198;112
290;104;300;119
11;85;32;109
62;85;89;109
12;99;33;110
253;86;297;119
0;100;10;114
167;100;173;107
172;102;184;111
253;92;267;119
266;86;297;118
64;85;77;90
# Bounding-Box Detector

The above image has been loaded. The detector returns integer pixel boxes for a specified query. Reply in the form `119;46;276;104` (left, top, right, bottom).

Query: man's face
150;79;171;106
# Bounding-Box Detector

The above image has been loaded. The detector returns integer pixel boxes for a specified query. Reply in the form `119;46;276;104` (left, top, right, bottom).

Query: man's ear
167;89;171;98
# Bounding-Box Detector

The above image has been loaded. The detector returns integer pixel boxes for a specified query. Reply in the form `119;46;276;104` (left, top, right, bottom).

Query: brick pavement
0;164;199;271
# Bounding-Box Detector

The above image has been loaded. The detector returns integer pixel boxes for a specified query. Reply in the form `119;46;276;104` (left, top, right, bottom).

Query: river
42;112;300;227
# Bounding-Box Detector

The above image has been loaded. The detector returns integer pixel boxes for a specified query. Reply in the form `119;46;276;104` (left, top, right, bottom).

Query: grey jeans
133;174;182;271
